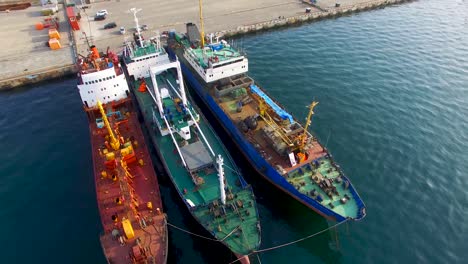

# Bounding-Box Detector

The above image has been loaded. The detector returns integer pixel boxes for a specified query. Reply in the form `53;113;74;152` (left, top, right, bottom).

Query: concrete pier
0;0;415;90
0;2;75;89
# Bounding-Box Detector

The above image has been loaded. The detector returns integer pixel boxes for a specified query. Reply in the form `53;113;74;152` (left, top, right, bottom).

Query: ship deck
182;38;242;68
219;99;327;172
87;98;167;264
213;82;360;219
123;42;167;64
132;70;261;255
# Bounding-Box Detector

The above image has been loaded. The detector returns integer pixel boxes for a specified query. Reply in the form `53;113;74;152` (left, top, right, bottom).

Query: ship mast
217;155;226;205
198;0;205;48
97;101;120;150
299;101;319;152
130;8;144;47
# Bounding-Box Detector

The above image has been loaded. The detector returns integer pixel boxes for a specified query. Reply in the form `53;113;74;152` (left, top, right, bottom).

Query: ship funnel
90;45;100;59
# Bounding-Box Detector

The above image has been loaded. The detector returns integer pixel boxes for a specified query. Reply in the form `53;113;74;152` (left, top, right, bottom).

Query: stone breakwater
217;0;416;38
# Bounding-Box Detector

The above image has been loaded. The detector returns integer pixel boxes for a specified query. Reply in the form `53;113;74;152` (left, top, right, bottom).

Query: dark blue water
1;0;467;263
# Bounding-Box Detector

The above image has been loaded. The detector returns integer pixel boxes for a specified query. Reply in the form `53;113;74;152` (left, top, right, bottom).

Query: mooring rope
223;163;242;176
166;222;219;241
256;254;262;264
167;221;241;242
227;218;350;264
167;217;350;264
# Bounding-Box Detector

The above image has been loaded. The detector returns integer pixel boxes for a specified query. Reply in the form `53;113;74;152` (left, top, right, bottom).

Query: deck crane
97;100;120;150
258;98;295;147
198;0;205;48
298;101;319;153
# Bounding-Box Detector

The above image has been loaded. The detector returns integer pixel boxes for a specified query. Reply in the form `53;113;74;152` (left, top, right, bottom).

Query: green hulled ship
121;10;261;261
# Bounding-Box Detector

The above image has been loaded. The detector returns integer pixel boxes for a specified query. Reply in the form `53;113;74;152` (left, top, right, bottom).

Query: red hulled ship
76;45;167;264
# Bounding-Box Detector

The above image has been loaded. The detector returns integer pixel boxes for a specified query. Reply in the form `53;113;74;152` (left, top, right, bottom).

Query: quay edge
0;64;77;91
216;0;417;38
0;0;416;89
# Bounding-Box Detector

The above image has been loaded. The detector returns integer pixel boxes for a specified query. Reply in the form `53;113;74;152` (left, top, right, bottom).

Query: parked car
104;22;117;29
96;10;108;16
140;24;148;31
94;14;106;21
120;26;126;34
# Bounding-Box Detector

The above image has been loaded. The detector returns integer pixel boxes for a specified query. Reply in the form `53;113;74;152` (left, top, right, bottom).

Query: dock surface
0;4;75;88
0;0;413;89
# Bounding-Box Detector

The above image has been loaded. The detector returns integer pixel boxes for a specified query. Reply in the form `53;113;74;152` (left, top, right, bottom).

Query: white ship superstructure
77;46;129;107
182;37;248;83
123;8;170;80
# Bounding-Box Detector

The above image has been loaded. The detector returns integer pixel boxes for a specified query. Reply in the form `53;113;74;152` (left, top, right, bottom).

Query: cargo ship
166;1;366;222
76;44;168;263
121;9;261;263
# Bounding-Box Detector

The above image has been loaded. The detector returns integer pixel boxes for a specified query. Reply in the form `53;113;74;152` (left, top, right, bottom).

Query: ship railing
190;99;246;186
185;106;216;158
162;114;188;168
166;76;216;158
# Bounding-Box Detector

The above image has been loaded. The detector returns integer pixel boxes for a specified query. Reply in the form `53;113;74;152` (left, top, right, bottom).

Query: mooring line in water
167;222;220;241
227;219;349;264
256;254;262;264
223;163;242;176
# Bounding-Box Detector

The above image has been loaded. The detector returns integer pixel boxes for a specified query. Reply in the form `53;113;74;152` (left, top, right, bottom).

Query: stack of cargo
48;28;61;50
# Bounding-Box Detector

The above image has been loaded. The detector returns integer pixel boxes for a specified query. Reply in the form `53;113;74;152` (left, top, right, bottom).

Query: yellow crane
97;101;120;150
258;99;294;147
298;101;319;152
198;0;205;48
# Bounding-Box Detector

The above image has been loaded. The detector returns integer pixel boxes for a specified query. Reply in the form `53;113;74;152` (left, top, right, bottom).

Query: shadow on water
187;84;342;264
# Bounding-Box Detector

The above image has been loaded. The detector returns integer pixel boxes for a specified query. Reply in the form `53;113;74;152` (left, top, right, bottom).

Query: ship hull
168;47;366;222
85;98;168;264
127;76;259;258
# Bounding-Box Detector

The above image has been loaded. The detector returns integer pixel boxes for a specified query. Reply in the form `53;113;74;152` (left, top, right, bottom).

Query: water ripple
242;0;468;263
